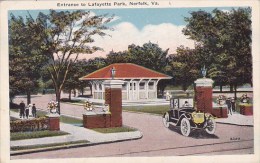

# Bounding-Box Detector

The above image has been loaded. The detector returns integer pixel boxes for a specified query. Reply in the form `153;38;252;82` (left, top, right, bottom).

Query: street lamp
201;65;207;78
111;67;116;79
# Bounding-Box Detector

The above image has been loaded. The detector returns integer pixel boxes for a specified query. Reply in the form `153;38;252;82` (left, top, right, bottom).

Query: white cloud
80;22;195;59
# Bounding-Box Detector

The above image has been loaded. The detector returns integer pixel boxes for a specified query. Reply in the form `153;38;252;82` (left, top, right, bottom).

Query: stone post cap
194;78;214;87
103;80;125;88
46;113;60;118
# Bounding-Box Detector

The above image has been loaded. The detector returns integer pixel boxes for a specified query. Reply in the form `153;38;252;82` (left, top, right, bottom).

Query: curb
10;131;143;156
216;121;253;127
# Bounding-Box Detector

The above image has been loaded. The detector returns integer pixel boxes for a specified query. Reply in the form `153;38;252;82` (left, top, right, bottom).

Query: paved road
11;95;254;158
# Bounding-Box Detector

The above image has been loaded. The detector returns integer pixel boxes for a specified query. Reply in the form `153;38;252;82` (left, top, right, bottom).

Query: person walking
19;101;25;119
25;104;31;119
32;104;37;118
226;97;232;115
231;97;236;113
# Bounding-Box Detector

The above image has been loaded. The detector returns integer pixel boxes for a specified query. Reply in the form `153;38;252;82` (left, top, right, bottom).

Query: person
19;101;25;119
32;104;37;118
25;104;30;119
226;97;232;115
183;101;191;107
231;97;236;113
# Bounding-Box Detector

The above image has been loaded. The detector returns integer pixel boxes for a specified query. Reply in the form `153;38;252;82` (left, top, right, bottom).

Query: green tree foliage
182;8;252;95
32;10;113;113
106;50;128;64
168;46;200;91
127;42;169;73
9;14;48;104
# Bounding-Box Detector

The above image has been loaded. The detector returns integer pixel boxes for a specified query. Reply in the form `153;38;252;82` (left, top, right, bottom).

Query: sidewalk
215;112;253;126
10;111;142;155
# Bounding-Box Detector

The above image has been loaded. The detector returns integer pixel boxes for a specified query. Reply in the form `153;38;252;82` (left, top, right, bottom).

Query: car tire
163;112;170;128
205;117;216;134
180;118;191;136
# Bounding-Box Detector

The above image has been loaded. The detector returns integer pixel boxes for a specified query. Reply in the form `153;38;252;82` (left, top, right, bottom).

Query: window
99;84;102;90
148;82;154;90
139;82;145;90
122;83;127;90
130;83;132;90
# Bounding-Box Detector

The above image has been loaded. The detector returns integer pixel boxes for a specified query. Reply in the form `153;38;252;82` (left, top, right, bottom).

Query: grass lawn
123;105;169;115
11;140;89;151
92;126;137;133
60;115;82;124
11;130;69;141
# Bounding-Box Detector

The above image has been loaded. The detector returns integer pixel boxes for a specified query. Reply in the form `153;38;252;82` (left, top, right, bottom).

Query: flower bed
10;117;49;132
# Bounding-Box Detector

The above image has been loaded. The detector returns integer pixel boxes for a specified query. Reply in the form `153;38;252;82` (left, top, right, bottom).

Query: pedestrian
183;101;191;107
226;97;232;115
25;104;31;119
231;97;236;113
19;101;25;118
32;103;37;118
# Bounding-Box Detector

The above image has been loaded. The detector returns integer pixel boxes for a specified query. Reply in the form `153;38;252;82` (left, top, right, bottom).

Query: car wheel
163;112;170;128
180;118;191;136
205;117;216;134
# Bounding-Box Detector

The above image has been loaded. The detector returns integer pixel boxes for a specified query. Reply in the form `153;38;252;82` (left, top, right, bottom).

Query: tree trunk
68;89;71;101
73;89;76;97
81;87;84;96
55;89;61;115
27;91;31;105
230;84;233;92
90;85;93;96
234;84;237;100
220;84;223;92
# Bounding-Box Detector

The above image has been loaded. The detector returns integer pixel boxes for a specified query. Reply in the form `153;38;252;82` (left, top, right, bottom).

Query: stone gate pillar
194;78;214;113
103;80;125;127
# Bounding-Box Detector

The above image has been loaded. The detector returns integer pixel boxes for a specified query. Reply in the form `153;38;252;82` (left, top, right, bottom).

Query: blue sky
9;7;243;59
9;7;238;29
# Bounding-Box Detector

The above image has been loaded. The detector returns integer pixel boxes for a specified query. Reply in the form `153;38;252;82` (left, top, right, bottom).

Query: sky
9;7;239;59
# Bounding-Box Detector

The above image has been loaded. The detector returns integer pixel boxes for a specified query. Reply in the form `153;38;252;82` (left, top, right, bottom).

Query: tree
127;42;169;73
168;46;200;91
9;14;48;104
182;8;252;97
63;59;92;100
106;50;128;64
33;10;113;114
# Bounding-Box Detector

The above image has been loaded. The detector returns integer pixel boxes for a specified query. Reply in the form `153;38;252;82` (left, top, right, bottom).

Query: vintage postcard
0;0;259;163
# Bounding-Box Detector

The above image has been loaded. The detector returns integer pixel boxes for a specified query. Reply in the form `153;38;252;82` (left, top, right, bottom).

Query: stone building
79;63;172;101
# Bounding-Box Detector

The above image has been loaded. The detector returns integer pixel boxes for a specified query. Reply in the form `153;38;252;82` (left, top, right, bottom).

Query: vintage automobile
162;97;216;136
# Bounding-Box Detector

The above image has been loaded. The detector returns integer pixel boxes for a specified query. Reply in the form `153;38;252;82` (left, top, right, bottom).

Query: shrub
10;117;49;132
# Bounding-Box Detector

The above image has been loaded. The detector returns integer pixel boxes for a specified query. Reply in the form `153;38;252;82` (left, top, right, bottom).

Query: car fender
176;113;191;126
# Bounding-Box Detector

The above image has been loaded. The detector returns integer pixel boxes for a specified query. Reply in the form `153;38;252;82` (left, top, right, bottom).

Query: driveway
11;94;254;158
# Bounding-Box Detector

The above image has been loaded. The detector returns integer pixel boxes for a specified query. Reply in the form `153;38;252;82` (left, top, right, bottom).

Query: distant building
80;63;172;101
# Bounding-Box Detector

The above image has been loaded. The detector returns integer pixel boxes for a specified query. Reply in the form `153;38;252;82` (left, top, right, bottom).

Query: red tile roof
80;63;172;80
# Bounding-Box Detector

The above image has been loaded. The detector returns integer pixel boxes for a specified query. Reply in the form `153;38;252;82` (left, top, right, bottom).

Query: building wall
91;79;160;101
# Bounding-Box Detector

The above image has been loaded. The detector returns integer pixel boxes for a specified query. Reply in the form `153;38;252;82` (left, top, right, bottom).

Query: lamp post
111;67;116;79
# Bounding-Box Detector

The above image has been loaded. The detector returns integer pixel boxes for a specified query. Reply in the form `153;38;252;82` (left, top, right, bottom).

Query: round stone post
194;78;214;113
103;80;125;127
